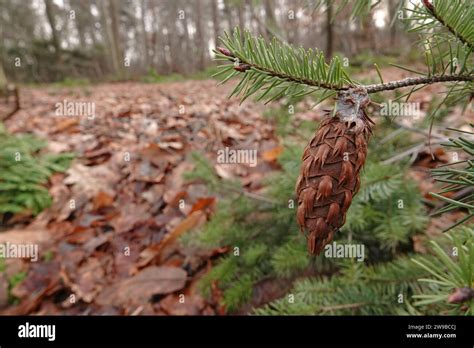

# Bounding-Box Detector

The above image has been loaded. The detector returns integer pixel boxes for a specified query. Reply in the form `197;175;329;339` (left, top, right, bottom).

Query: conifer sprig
213;28;353;103
414;0;474;51
430;125;474;231
215;28;474;101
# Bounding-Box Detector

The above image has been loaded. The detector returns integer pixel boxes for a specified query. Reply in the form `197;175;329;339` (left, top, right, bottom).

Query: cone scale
296;87;374;255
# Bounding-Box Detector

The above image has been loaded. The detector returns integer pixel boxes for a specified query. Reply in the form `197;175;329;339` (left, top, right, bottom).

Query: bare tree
194;0;207;70
211;0;220;48
325;0;333;59
44;0;61;56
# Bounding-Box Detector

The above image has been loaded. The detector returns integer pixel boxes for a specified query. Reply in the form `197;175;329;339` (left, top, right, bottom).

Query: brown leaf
69;257;105;303
6;262;60;315
189;197;216;215
93;191;114;210
52;118;79;134
95;266;187;307
262;145;283;162
159;293;205;315
156;210;207;263
0;228;49;245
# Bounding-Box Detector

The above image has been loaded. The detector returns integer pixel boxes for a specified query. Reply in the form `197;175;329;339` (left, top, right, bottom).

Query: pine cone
296;88;374;254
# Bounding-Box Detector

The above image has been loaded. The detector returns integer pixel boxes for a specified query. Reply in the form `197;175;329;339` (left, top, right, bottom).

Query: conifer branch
216;47;347;91
217;43;474;95
422;0;474;50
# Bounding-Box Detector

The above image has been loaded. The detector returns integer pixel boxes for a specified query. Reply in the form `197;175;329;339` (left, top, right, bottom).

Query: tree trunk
263;0;277;39
168;0;181;73
388;0;398;47
211;0;220;49
108;0;123;76
44;0;61;56
237;4;245;30
325;0;333;59
99;0;120;74
141;0;149;71
0;60;7;93
194;0;206;70
224;1;234;32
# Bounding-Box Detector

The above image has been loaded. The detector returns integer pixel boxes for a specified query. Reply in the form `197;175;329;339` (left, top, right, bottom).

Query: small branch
364;75;474;94
320;302;368;313
381;140;445;165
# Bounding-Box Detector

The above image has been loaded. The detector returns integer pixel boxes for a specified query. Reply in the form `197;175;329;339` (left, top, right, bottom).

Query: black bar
0;316;472;346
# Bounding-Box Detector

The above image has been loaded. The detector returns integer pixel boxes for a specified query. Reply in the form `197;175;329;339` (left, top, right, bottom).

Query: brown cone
296;88;374;255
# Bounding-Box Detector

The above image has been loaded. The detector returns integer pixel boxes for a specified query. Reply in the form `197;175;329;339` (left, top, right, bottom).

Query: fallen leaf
156;211;207;263
51;118;79;134
262;145;283;162
93;191;114;210
189;197;216;215
95;266;187;306
0;228;49;245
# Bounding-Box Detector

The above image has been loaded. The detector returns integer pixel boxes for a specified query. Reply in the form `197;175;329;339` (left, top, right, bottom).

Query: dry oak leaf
95;266;187;307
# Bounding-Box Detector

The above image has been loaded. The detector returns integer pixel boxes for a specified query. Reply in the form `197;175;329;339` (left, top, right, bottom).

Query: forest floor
0;75;472;315
0;80;283;315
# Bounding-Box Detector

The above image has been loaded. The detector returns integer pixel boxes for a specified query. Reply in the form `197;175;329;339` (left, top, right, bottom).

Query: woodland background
0;0;472;315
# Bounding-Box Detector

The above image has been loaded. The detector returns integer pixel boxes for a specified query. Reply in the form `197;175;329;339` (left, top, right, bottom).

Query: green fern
0;124;74;215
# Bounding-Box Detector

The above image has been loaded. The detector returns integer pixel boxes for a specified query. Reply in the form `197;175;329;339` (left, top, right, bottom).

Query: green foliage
308;0;381;21
203;0;474;316
213;1;473;109
142;66;222;84
254;256;431;315
142;69;186;84
343;160;427;256
257;226;474;316
271;238;309;278
430;125;474;231
406;0;474;50
184;109;429;313
0;124;74;215
0;258;28;304
8;271;27;304
400;0;474;111
52;78;91;88
412;226;473;315
214;28;353;103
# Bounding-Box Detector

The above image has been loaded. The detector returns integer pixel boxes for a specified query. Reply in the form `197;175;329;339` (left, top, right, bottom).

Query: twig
363;75;474;94
381;140;445;165
320;302;368;313
391;121;448;141
225;183;279;205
